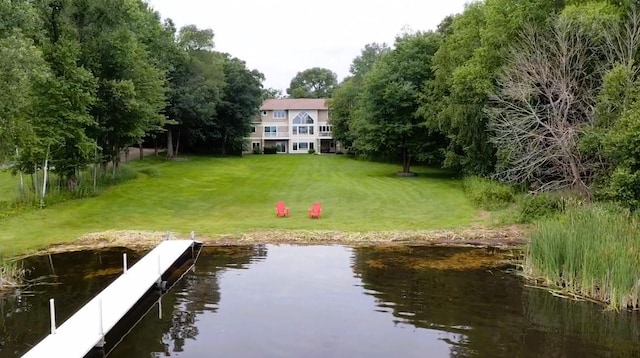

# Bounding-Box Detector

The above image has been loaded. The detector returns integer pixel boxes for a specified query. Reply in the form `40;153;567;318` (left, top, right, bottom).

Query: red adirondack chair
308;202;322;219
276;201;290;217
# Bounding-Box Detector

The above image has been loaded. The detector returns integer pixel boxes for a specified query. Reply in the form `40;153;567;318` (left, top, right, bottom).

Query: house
247;98;336;154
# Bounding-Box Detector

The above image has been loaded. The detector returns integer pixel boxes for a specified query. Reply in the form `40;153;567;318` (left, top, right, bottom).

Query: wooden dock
22;239;199;358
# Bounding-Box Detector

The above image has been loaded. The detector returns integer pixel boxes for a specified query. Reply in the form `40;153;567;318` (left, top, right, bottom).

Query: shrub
335;150;344;155
252;146;263;155
308;148;316;154
517;193;564;223
462;176;515;210
263;147;278;154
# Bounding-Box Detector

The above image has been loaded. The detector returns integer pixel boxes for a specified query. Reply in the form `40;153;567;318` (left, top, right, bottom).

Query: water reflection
1;245;640;358
352;246;640;357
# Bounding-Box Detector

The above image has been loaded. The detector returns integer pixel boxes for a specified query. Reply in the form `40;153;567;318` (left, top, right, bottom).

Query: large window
264;126;277;137
292;112;314;124
292;112;314;136
273;110;286;119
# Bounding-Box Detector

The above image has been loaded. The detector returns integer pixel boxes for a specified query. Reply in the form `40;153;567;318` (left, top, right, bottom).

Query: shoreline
35;226;530;256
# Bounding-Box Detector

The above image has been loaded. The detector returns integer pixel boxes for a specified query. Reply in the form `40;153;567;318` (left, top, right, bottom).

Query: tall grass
0;260;25;291
524;205;640;311
0;166;138;218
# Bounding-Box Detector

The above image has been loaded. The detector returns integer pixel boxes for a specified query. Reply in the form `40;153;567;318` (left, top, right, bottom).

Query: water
1;245;640;357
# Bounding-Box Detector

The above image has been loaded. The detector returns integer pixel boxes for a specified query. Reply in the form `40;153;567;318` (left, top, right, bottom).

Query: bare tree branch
488;20;603;197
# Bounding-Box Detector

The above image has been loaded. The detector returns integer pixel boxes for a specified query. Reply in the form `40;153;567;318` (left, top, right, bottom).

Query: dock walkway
22;239;197;358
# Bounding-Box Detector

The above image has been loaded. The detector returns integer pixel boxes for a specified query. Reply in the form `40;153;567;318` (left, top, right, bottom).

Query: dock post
97;298;105;347
123;253;128;274
49;298;56;335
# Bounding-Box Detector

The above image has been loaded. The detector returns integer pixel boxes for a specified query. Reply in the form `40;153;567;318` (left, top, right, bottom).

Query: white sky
145;0;471;92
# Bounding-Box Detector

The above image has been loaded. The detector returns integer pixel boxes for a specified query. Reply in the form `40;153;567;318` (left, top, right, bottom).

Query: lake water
1;245;640;357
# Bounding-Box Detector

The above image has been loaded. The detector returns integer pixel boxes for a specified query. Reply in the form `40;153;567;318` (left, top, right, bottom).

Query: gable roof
261;98;328;110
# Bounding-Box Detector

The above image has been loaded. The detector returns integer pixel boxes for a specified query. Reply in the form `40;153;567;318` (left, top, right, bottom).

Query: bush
335;150;344;155
462;176;515;210
308;148;316;154
517;193;564;223
252;146;263;155
263;147;278;154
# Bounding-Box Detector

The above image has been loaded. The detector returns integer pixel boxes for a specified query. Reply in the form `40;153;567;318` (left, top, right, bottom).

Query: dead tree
488;20;604;198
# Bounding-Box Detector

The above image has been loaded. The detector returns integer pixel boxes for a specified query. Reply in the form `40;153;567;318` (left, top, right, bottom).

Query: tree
421;0;557;176
164;24;225;156
487;19;603;197
213;55;264;155
0;32;47;162
286;67;337;98
69;0;167;167
177;24;214;51
585;7;640;208
261;87;283;100
352;32;445;174
329;43;389;148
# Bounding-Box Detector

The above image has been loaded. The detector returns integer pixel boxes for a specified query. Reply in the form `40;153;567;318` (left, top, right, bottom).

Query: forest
330;0;640;211
0;0;264;196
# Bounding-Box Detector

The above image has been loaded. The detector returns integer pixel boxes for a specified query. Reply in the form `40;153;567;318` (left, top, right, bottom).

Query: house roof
261;98;328;110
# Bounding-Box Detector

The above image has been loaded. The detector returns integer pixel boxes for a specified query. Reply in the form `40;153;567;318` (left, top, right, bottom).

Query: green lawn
0;155;478;257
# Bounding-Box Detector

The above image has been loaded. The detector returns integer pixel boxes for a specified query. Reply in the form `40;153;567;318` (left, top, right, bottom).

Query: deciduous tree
287;67;337;98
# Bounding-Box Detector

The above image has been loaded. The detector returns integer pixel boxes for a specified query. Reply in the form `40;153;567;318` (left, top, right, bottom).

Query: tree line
329;0;640;210
0;0;263;196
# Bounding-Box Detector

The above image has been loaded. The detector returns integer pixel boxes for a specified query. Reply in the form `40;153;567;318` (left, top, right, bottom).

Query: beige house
247;98;336;154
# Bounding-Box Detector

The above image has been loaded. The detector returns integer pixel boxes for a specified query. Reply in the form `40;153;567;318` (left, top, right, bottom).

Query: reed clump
0;260;25;291
524;205;640;311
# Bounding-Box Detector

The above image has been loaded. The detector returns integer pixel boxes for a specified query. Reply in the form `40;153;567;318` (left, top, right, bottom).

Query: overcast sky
145;0;471;92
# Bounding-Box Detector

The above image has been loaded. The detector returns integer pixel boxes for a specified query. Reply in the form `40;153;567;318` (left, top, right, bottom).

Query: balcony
319;131;332;138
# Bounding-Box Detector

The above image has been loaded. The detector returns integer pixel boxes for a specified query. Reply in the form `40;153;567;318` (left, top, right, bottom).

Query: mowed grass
0;155;477;256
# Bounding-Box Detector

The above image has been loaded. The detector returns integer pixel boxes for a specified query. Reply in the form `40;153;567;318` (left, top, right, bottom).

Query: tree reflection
0;245;266;358
110;245;266;357
352;246;640;357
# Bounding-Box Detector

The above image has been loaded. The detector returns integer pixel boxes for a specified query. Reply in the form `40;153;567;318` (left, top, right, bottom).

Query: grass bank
524;205;640;311
0;155;488;257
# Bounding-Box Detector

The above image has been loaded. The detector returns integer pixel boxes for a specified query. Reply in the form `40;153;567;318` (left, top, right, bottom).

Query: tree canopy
287;67;338;98
0;0;265;204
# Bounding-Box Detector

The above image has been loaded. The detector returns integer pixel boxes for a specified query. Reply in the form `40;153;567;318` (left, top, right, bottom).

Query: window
293;142;314;151
292;112;314;124
261;111;267;116
292;112;315;136
273;110;286;119
319;125;332;133
264;126;277;137
251;126;256;133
